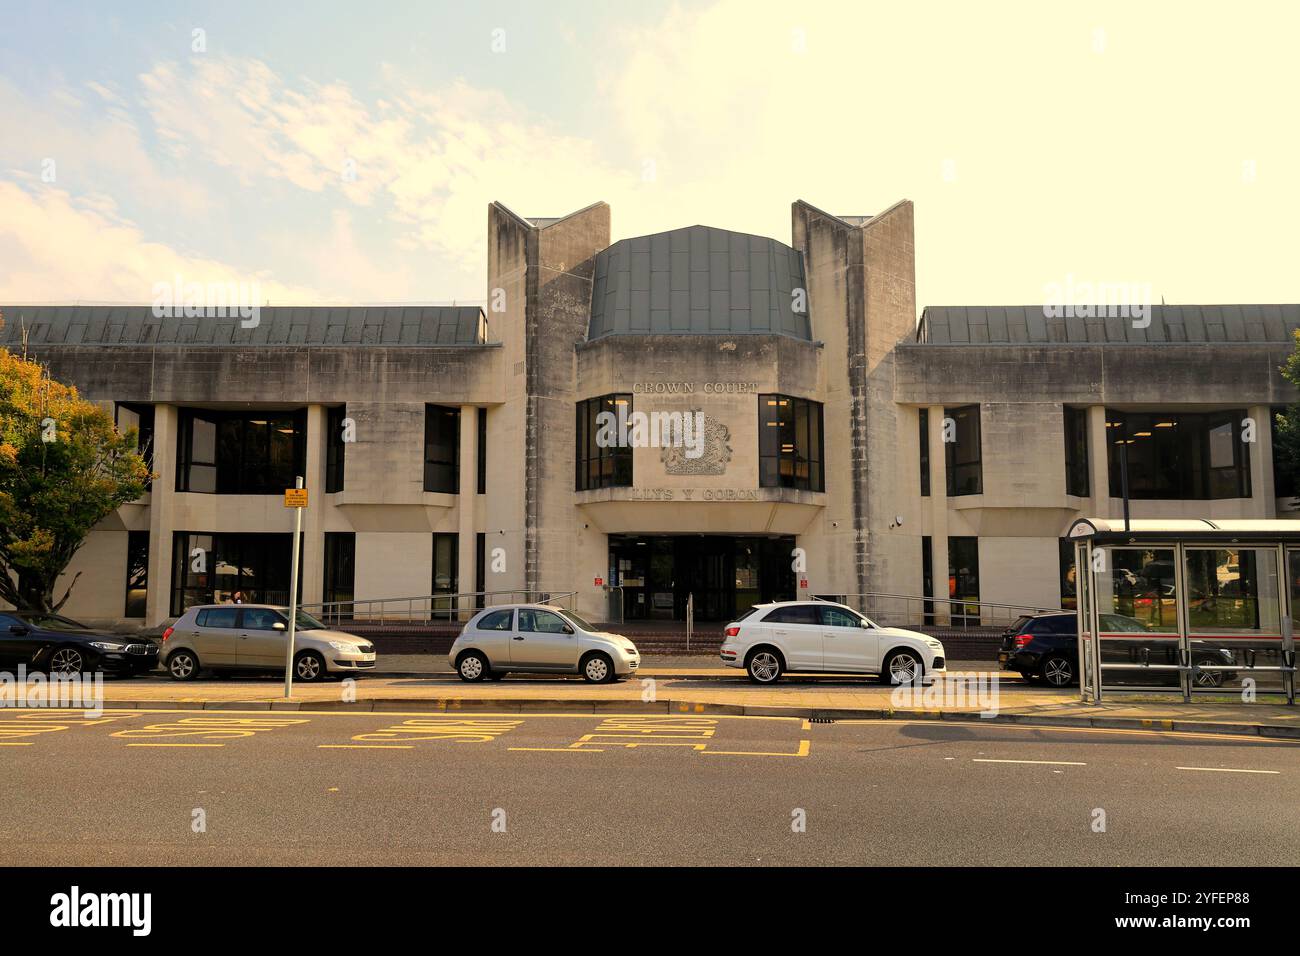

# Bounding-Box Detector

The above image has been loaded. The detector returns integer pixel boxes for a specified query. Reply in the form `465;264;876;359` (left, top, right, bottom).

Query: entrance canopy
1068;517;1300;545
1067;517;1298;704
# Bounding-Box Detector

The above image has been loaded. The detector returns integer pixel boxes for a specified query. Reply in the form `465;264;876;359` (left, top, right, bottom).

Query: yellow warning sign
284;488;309;508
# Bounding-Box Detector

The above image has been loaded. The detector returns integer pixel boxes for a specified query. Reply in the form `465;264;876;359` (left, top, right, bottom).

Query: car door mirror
860;619;872;629
272;621;287;632
562;624;574;634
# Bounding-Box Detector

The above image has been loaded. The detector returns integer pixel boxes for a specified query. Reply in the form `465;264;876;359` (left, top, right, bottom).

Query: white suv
720;600;946;685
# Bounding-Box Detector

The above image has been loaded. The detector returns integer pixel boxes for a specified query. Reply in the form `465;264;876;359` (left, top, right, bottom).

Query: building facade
5;199;1299;629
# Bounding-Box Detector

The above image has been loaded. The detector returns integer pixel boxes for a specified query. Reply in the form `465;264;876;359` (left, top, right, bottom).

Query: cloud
0;179;325;305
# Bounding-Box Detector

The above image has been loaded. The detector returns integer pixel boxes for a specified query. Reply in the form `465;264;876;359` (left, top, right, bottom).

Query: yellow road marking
126;743;225;748
702;739;812;758
0;742;34;747
10;707;800;722
801;719;811;730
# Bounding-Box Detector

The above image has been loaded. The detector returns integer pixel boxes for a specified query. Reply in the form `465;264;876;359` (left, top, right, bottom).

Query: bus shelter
1067;518;1298;704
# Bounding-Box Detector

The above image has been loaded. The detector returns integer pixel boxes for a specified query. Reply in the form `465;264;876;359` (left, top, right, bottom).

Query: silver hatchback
162;604;377;681
449;604;640;683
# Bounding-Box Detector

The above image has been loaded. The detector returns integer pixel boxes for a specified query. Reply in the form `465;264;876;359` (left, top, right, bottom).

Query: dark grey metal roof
917;305;1300;345
0;305;490;347
588;225;812;341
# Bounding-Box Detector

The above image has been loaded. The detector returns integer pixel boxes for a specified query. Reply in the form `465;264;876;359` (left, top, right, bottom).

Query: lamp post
284;476;306;699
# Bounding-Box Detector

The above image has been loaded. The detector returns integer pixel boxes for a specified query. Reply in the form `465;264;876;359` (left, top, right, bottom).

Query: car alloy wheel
1042;656;1073;687
1193;662;1224;688
887;651;921;685
748;651;781;683
583;654;611;683
50;648;84;675
295;652;325;682
168;652;197;680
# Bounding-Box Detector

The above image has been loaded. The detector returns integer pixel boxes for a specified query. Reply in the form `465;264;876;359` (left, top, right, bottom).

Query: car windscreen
18;613;90;632
559;610;596;632
274;609;325;630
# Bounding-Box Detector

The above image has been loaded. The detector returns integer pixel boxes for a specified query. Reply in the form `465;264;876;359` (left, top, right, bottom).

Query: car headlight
90;641;128;651
328;641;354;652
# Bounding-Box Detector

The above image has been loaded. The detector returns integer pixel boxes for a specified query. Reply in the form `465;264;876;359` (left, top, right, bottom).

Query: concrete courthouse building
5;199;1299;629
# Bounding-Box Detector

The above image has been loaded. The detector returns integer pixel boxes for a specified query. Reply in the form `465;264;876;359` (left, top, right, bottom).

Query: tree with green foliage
0;322;152;612
1275;330;1300;503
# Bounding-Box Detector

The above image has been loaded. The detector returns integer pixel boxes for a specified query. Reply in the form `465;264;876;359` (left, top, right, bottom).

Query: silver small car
162;604;377;682
449;604;640;683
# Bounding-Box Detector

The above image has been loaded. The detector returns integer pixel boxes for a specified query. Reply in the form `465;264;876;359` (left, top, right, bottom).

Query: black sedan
0;611;159;676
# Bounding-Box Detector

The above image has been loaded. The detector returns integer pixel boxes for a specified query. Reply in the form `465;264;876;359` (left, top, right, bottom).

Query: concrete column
457;405;480;619
300;404;327;604
1086;405;1110;517
927;405;950;624
145;403;177;627
1248;404;1275;516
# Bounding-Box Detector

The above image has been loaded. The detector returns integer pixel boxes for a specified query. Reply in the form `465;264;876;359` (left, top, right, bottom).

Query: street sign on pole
284;476;304;699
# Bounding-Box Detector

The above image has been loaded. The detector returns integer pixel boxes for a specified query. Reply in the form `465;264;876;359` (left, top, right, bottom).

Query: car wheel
581;652;615;684
1041;655;1075;688
294;651;326;683
457;651;489;682
49;647;85;676
881;649;923;685
1193;660;1225;688
746;647;784;684
167;650;200;681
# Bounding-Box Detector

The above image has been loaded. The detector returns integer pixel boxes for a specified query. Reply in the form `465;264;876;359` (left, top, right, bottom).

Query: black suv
998;611;1235;688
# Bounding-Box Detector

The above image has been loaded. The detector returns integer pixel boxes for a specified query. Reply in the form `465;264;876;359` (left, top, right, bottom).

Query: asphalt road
1;707;1296;866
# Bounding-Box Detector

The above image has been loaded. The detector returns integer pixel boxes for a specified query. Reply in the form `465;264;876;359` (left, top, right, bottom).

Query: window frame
758;394;825;493
575;394;634;491
424;404;461;494
944;405;983;497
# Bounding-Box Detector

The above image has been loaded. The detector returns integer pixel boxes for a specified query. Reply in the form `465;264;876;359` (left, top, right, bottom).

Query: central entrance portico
607;534;796;622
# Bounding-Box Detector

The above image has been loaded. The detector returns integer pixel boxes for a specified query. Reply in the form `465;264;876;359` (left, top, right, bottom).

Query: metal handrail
818;591;1064;629
300;589;578;624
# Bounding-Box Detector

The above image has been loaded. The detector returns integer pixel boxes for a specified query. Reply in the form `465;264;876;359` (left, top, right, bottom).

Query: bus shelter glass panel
1184;548;1285;693
1095;548;1181;688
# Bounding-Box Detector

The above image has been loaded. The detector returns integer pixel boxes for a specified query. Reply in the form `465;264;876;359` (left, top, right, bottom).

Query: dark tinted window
1032;615;1075;635
819;606;861;628
758;395;825;492
576;394;634;491
944;405;982;496
240;608;283;630
763;605;819;625
477;609;514;631
1106;409;1250;500
424;404;460;493
196;607;238;628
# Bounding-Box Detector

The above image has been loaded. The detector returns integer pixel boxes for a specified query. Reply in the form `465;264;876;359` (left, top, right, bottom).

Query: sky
1;0;1298;314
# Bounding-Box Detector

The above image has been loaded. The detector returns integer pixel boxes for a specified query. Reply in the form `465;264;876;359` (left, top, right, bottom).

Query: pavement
1;709;1296;865
32;658;1300;739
